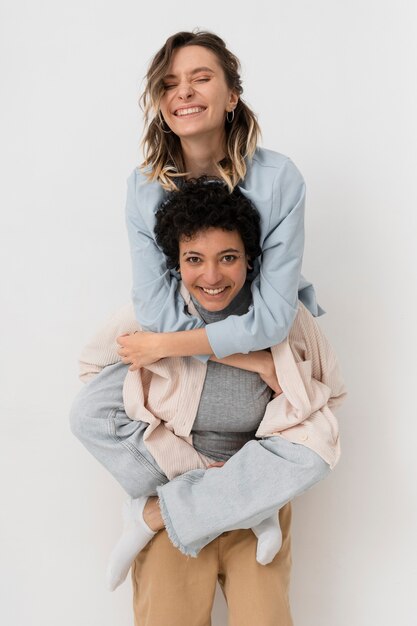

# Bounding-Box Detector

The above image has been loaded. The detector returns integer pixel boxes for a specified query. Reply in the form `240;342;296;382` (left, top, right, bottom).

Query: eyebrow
182;248;242;257
163;67;215;80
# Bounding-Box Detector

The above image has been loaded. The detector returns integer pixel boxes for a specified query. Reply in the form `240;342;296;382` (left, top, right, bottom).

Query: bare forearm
118;327;281;395
118;327;214;369
159;328;213;358
211;351;266;373
212;350;282;396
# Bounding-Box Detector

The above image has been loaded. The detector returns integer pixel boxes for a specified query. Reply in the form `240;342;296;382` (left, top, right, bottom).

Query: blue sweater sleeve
125;170;205;335
205;157;305;358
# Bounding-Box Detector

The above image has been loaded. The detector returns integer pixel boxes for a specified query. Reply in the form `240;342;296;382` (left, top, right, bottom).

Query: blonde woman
118;30;322;369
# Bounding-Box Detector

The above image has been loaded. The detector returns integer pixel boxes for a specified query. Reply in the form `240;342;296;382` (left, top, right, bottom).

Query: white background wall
1;1;416;624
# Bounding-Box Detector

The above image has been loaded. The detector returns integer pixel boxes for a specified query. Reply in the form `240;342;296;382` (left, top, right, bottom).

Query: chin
204;302;229;312
199;295;234;311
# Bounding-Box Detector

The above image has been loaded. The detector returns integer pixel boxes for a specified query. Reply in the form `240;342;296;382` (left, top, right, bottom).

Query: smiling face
179;227;249;311
159;45;238;144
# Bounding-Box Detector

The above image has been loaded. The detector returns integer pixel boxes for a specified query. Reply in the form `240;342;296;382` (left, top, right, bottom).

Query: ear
246;257;253;271
227;90;239;111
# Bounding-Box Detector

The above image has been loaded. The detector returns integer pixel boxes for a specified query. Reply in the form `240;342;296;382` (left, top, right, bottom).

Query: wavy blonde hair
140;31;261;191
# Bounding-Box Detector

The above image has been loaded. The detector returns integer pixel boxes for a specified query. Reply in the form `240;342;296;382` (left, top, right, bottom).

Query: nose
203;262;223;285
177;80;194;101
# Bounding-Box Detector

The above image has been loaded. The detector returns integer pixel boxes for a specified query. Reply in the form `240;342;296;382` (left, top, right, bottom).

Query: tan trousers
131;503;293;626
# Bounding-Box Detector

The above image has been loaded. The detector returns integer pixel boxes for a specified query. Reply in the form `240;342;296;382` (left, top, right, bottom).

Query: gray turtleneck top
191;283;273;462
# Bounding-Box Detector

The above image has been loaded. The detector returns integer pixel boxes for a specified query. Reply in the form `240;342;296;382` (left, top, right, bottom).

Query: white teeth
175;107;205;116
201;287;226;295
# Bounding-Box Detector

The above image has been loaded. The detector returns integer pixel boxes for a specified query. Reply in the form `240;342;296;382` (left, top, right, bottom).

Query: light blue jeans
70;361;329;557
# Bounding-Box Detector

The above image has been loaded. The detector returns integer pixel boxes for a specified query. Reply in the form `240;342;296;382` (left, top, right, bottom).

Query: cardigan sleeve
256;305;347;468
78;304;139;383
141;420;211;480
121;367;213;480
125;171;206;327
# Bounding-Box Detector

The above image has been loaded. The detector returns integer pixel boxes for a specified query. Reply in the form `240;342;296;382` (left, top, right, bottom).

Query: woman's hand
118;328;212;369
117;331;164;370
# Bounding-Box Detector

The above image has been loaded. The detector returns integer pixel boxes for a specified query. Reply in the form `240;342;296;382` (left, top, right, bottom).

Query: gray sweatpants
70;361;329;557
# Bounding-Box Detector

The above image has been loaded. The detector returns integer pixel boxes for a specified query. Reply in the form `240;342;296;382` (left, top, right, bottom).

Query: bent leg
69;361;168;497
157;437;329;556
107;496;157;592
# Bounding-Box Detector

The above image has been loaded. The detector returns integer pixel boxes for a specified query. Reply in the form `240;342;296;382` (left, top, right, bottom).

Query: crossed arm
117;329;283;396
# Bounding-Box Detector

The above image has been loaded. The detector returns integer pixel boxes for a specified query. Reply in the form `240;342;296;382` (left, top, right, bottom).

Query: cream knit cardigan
79;287;347;479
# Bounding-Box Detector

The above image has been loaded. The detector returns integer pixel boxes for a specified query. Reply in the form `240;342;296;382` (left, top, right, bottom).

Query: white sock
252;512;282;565
106;497;156;591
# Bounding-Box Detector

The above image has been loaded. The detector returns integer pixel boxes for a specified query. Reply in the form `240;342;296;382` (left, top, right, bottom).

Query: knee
306;450;330;482
68;386;93;442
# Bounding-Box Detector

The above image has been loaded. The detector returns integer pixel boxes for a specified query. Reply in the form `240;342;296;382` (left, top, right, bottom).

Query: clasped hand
117;331;162;370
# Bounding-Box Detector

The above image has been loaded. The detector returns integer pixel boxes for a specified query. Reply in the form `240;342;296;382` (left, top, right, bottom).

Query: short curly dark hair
154;178;261;269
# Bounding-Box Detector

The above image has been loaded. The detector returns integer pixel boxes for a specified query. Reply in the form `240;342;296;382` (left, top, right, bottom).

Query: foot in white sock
106;497;156;591
252;512;282;565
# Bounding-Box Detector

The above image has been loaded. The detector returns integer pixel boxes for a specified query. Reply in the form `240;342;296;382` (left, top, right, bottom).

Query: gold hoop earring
157;112;172;134
226;110;235;123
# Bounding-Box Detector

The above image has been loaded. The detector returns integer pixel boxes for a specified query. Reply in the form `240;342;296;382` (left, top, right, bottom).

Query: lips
199;286;229;296
174;106;206;117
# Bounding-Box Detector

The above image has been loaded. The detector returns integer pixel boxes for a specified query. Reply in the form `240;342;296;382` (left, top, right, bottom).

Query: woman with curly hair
72;179;345;624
